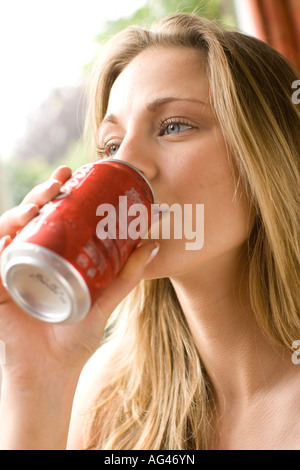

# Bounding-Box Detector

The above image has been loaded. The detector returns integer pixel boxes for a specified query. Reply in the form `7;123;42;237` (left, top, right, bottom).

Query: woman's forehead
106;47;209;113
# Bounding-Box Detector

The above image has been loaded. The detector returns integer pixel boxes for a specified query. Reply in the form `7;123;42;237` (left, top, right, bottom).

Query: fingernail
45;179;61;190
19;203;39;214
145;243;160;266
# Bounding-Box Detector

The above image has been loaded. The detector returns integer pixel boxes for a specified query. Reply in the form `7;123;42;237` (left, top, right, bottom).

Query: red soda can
0;159;154;324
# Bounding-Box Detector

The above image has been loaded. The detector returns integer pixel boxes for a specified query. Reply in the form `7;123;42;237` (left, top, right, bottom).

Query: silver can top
1;242;91;324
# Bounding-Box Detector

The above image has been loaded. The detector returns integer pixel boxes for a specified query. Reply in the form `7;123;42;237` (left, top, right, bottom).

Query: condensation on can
0;159;154;324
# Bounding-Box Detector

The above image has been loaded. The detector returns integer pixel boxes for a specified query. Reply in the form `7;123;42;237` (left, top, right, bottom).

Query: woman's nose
115;134;157;182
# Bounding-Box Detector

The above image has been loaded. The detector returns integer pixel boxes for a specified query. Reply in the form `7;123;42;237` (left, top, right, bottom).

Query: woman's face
98;46;252;280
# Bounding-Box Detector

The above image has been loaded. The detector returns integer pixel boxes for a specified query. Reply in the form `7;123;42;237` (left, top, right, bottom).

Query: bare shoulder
67;347;106;450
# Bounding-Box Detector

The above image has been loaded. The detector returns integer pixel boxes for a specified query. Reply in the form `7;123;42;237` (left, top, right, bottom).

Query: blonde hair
84;14;300;449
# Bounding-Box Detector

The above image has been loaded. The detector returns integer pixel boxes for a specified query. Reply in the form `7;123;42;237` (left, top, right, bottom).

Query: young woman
0;13;299;450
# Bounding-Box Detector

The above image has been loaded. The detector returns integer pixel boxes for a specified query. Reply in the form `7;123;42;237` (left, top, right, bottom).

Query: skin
1;46;300;450
0;167;159;449
99;47;251;280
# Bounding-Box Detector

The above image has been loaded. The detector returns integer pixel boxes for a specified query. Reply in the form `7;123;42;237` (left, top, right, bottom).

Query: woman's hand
0;165;159;449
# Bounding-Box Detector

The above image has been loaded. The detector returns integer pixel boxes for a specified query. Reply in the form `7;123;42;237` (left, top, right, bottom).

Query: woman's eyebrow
146;96;208;112
101;113;119;126
100;97;209;129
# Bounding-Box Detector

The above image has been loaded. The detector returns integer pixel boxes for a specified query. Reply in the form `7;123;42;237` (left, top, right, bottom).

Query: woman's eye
106;143;120;156
96;142;120;159
163;122;192;135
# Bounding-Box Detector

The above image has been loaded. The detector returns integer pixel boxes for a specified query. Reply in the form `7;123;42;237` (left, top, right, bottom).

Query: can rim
1;242;91;324
102;158;155;203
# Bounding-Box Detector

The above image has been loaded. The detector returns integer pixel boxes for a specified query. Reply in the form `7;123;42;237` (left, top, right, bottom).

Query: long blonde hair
84;14;300;449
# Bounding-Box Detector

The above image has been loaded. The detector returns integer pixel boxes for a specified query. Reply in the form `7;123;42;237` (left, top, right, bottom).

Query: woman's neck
170;245;293;412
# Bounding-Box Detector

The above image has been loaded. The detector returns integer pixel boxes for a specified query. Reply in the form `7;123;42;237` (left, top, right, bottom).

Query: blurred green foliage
1;0;236;212
3;139;86;208
96;0;235;42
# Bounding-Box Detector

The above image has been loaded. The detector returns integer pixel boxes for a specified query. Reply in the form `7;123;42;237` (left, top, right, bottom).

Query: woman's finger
0;166;73;238
21;166;72;208
50;165;73;184
0;203;39;238
0;235;12;255
0;235;13;302
21;179;62;208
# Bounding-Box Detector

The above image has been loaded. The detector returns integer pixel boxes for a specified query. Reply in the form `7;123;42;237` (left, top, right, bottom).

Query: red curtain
249;0;300;71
